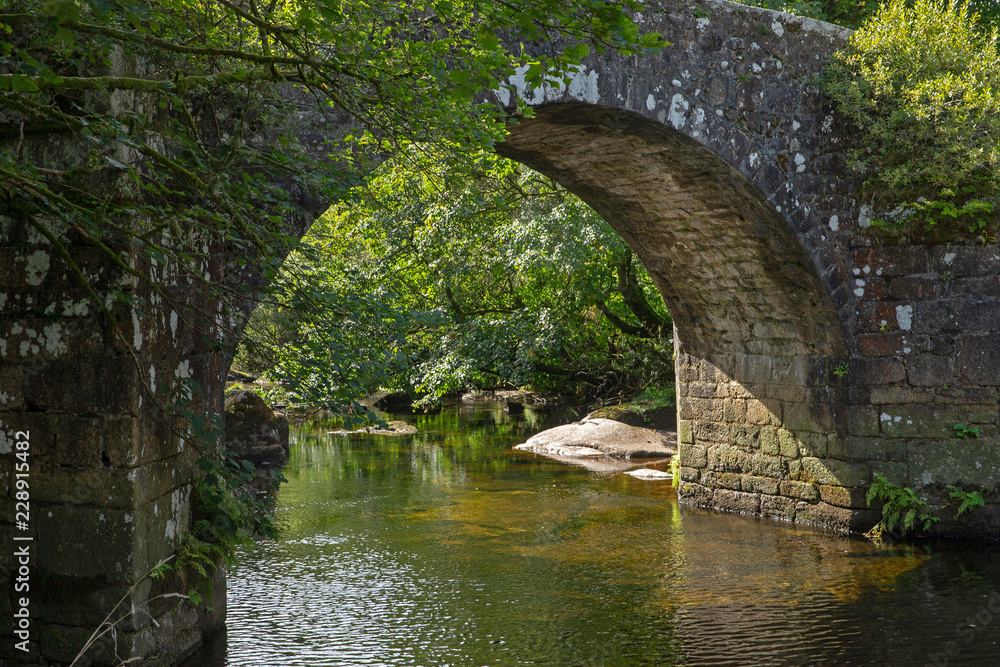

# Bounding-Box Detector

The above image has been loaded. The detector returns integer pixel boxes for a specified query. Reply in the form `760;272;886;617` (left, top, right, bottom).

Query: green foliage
833;362;849;378
237;149;674;406
825;0;1000;242
732;0;881;27
632;385;677;410
866;473;939;542
953;422;981;439
866;475;990;543
947;484;986;516
668;455;680;488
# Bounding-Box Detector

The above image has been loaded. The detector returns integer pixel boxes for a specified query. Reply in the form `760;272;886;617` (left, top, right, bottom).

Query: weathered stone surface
514;418;676;458
225;389;290;466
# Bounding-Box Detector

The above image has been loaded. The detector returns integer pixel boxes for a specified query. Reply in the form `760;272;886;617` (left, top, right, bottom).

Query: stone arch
499;102;857;528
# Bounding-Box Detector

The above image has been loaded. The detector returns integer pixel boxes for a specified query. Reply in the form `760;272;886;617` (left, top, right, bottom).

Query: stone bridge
3;0;1000;664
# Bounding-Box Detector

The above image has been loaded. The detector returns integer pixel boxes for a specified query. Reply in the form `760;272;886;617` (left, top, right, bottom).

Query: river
183;402;1000;666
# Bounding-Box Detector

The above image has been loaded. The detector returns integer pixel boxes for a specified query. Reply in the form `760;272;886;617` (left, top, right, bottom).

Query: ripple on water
185;410;1000;667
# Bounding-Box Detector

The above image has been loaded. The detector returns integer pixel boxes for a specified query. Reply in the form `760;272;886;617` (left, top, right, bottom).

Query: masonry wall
0;213;227;665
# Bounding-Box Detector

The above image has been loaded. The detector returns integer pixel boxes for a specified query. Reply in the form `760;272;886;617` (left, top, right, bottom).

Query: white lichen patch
170;310;178;339
646;93;656;111
22;250;50;286
794;153;806;172
696;17;710;30
132;309;143;350
42;323;67;356
943;252;956;265
829;215;839;231
507;64;600;106
771;21;784;37
895;304;913;331
0;422;13;454
668;93;690;129
62;299;89;316
858;205;872;228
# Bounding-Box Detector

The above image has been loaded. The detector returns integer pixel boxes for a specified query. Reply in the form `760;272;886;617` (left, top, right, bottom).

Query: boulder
372;391;414;412
514;417;676;459
225;390;290;466
504;400;525;414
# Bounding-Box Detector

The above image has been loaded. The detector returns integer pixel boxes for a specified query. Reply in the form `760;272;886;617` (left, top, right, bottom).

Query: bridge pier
0;216;226;665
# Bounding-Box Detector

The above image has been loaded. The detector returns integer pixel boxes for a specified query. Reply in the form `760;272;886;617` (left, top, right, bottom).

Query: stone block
708;444;749;472
819;485;870;509
888;276;941;299
746;398;781;425
848;359;906;386
713;489;761;515
702;471;744;490
848;408;880;437
679;397;724;422
749;452;786;478
967;408;997;424
679;466;701;482
783;401;831;433
868;387;934;405
689;381;724;398
908;438;1000;487
0;364;25;410
724;398;748;423
778;429;799;457
856;301;902;333
742;475;779;495
920;299;1000;332
795;501;879;533
853;246;929;277
956;335;1000;385
931;247;1000;277
780;479;820;501
678;482;713;506
798;431;828;458
827;436;905;463
22;357;140;414
731;423;760;449
694;420;730;443
677;419;694;444
736;354;772;385
761;494;796;522
37;506;145;584
28;459;177;508
801;457;869;487
679;444;707;468
857;333;908;357
759;426;780;455
879;405;963;438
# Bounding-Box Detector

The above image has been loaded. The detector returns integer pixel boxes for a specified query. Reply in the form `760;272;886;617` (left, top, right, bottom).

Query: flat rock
514;418;676;459
328;420;417;436
625;468;673;480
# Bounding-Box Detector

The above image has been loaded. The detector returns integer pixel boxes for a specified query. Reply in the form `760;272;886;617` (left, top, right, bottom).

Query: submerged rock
225;389;290;466
327;420;417;436
514;417;675;459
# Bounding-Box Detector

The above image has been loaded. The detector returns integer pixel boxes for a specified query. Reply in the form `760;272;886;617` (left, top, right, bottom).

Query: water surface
186;403;1000;666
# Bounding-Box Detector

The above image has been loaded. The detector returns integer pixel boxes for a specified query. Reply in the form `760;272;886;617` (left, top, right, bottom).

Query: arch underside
500;104;865;530
498;104;846;360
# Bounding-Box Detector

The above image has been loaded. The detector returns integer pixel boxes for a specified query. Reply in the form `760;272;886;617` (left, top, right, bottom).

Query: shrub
825;0;1000;242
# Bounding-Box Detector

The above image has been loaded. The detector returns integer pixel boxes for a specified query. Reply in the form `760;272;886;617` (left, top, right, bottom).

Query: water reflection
184;403;1000;666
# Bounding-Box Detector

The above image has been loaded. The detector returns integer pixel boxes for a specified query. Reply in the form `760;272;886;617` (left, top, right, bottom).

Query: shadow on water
183;402;1000;667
